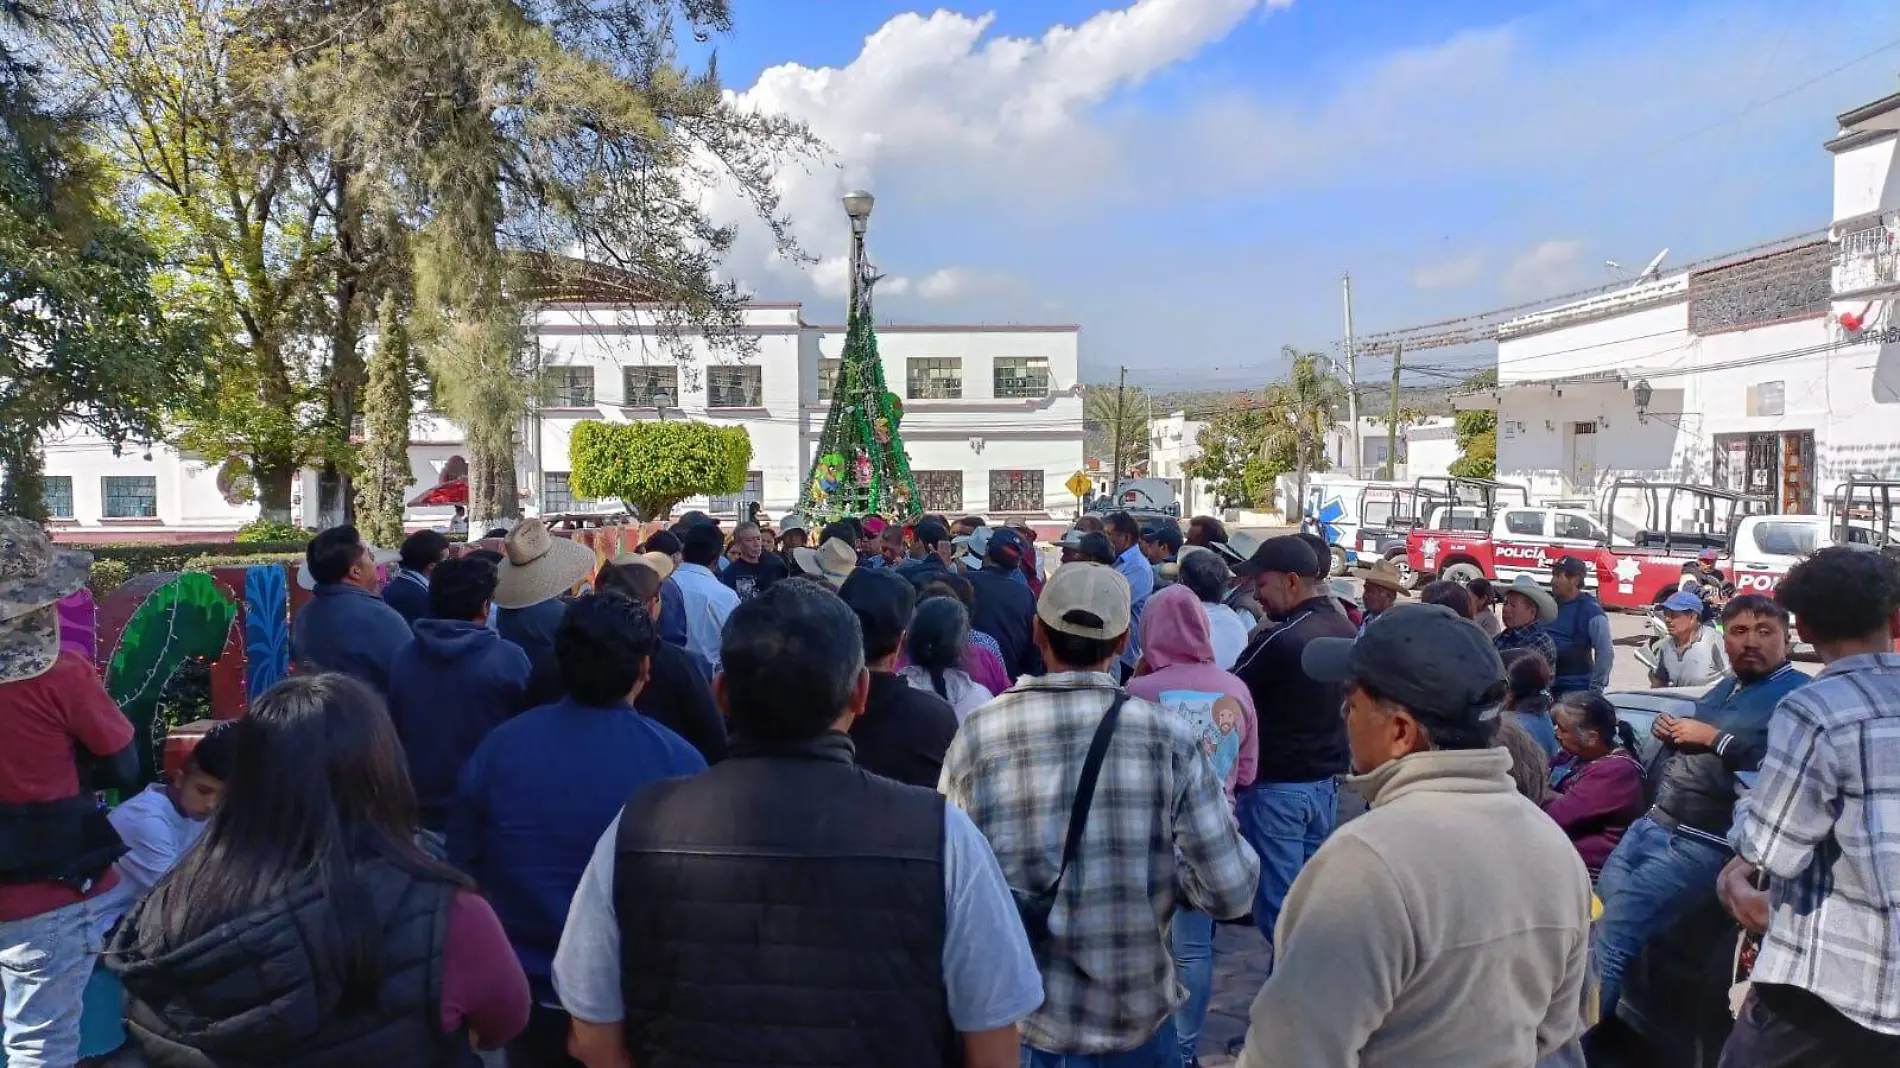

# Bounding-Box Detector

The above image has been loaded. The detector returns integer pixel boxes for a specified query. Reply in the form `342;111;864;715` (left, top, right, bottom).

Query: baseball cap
1550;555;1591;578
987;526;1026;566
862;515;889;536
1037;562;1132;640
1234;535;1319;579
1662;590;1704;614
1698;548;1720;563
954;527;993;569
1141;522;1185;553
838;567;916;658
1302;602;1505;725
913;518;950;547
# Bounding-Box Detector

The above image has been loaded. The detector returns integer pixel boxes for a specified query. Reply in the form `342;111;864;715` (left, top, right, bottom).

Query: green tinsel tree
797;278;920;522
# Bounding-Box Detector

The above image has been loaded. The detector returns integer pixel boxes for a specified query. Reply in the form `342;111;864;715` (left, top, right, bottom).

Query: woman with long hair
1544;691;1647;881
1500;647;1561;759
108;675;529;1066
900;596;993;721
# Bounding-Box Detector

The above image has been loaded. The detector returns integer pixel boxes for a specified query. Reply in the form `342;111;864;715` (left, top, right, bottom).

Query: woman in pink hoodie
1126;583;1257;1068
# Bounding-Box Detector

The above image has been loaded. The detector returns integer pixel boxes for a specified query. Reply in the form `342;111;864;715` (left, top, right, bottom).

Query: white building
1148;411;1211;514
1323;417;1459;482
1470;89;1900;513
41;300;1084;539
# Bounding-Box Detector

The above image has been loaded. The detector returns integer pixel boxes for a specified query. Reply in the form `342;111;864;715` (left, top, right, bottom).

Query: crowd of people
1;505;1896;1068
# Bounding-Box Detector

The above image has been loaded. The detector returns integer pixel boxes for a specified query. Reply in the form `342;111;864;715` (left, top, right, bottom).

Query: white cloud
714;0;1292;297
1410;251;1487;291
1500;239;1587;297
915;267;1013;301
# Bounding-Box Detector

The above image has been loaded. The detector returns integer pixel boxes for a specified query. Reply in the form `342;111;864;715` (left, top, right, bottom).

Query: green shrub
182;553;301;571
79;541;309;579
234;518;316;544
88;559;131;598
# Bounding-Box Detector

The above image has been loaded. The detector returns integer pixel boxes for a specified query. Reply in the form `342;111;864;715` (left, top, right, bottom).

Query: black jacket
1232;596;1358;783
637;641;729;764
612;734;954;1068
1650;665;1809;839
849;672;959;788
110;856;468;1068
895;554;953;589
966;564;1042;679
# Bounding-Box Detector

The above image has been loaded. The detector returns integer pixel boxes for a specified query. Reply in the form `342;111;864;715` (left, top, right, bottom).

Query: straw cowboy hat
612;551;677;582
494;517;600;609
1362;559;1410;595
0;517;92;683
1505;574;1560;624
793;537;858;588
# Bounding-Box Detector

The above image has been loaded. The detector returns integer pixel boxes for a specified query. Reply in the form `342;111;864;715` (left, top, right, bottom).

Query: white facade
1324;417;1458;482
42;301;1084;537
1148;411;1210;514
1476;90;1900;513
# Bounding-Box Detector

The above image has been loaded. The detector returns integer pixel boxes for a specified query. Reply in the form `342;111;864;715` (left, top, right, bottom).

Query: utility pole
1109;365;1127;502
1343;272;1361;478
1387;342;1403;481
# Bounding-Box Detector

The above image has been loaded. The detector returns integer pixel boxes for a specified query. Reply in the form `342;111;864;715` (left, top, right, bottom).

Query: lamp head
1632;378;1653;411
843;189;874;233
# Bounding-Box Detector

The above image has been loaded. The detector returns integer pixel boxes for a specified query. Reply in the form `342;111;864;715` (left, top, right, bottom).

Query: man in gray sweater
1238;603;1593;1068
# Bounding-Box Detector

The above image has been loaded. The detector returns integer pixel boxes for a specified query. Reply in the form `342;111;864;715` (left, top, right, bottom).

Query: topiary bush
88;558;131;598
80;541;309;579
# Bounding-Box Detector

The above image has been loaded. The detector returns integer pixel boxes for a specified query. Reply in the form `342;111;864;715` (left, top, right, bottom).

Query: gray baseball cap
1301;603;1505;726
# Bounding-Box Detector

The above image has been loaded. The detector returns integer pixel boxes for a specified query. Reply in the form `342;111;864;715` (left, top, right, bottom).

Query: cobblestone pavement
1196;921;1273;1066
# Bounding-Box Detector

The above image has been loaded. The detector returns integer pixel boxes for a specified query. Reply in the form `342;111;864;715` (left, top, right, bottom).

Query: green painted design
105;572;237;780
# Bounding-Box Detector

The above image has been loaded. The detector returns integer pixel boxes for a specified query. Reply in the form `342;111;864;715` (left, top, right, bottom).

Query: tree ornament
854;450;874;486
873;416;892;444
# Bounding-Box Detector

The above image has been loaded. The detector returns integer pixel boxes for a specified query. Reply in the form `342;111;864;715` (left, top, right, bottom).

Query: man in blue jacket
291;525;412;695
382;529;450;624
386;557;531;831
1544;556;1614;695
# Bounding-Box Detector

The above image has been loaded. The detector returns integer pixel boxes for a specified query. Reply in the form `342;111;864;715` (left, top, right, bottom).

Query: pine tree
355;295;413;547
797;278;920;522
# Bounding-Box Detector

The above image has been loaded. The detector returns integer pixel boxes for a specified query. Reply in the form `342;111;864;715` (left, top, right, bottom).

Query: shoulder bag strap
1048;691;1129;893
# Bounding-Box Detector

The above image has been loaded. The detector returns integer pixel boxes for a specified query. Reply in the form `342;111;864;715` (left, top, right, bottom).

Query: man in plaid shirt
942;562;1258;1065
1722;547;1900;1062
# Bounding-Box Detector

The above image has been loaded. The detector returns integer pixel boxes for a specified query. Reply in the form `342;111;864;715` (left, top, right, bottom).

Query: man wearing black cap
838;569;960;788
1546;556;1612;696
965;527;1042;680
1237;603;1592;1067
897;518;956;588
1228;535;1358;947
1139;521;1184;569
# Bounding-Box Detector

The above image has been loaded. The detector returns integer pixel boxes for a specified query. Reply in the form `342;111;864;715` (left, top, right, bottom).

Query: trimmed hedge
87;559;131;598
76;541;307;576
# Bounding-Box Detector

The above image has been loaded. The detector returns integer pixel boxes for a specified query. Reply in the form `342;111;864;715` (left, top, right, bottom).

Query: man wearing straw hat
494;518;604;707
1360;559;1409;631
0;518;142;1068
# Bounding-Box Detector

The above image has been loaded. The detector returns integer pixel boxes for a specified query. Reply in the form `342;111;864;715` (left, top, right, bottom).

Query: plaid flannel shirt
1730;652;1900;1035
940;671;1258;1054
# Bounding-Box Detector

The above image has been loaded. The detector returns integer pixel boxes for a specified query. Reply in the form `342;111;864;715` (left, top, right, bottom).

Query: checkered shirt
1730;652;1900;1035
1495;622;1560;671
940;671;1258;1054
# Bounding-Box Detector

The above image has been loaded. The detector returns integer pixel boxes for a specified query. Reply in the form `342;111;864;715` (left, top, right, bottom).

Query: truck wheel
1329;546;1350;577
1390;552;1424;590
1441;561;1484;586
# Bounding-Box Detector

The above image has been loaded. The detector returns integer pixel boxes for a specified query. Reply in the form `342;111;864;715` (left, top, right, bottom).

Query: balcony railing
1837;211;1899;295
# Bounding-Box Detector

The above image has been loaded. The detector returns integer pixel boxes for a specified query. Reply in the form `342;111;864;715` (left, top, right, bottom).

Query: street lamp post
843;189;875;319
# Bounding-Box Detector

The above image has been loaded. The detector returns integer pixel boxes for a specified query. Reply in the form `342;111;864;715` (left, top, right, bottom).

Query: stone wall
1687;241;1833;335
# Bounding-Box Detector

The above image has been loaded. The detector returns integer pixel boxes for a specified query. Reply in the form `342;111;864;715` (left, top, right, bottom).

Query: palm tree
1085;384;1150;487
1262;347;1345;522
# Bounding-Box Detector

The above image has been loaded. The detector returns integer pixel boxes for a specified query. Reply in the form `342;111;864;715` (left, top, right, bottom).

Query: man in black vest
550;582;1043;1068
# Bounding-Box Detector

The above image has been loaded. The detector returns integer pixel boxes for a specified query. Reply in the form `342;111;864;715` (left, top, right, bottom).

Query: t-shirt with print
718;554;788;601
552;806;1044;1033
0;650;135;921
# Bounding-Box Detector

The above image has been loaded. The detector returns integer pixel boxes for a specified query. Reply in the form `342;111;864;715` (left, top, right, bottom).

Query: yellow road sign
1065;471;1093;498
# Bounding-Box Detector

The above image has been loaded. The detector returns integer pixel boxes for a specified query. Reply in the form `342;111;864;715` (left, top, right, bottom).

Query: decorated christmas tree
797;275;920;522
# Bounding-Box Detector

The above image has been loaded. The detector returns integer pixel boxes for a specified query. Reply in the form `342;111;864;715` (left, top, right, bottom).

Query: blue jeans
0;897;103;1068
1237;779;1338;945
1022;1018;1178;1067
1594;814;1730;1016
1170;908;1215;1065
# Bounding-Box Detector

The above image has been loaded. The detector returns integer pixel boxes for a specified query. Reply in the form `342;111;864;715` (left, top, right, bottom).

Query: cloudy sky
697;0;1900;387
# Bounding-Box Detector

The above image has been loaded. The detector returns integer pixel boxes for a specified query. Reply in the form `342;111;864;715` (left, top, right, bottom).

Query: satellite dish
1636;248;1670;281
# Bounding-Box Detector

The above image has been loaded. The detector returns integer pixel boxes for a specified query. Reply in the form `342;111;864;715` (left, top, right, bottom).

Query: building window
541;472;597;514
818;358;843;402
43;476;73;519
623;366;679;408
708;365;763;408
907;357;962;400
989;469;1044;513
102;476;157;519
914;470;963;513
541;366;596;408
709;471;765;516
993;356;1050;399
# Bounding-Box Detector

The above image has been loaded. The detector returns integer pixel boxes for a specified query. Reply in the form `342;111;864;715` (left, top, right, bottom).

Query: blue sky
692;0;1900;388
